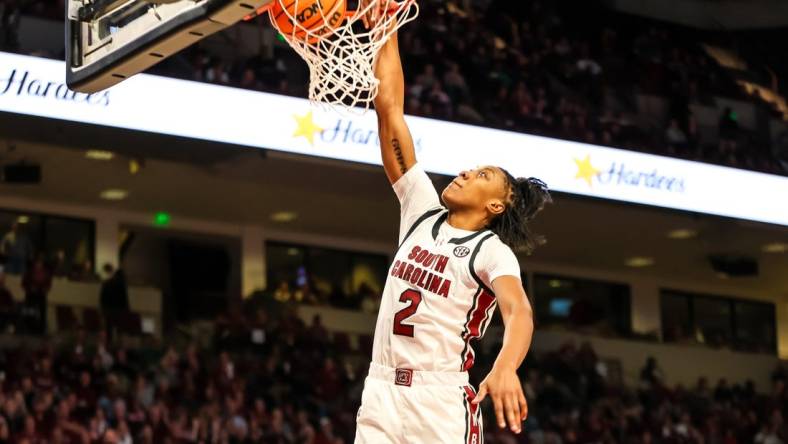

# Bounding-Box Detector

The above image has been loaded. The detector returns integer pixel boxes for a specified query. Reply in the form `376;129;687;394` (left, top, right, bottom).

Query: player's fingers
359;0;369;28
505;394;521;433
362;1;372;29
369;0;378;25
472;385;487;404
379;0;389;21
492;393;505;428
518;391;529;421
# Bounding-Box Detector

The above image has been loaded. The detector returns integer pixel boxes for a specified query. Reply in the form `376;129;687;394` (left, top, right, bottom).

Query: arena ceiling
1;112;787;299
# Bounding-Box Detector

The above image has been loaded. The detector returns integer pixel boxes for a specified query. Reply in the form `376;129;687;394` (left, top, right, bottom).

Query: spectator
204;58;230;84
0;267;16;332
687;112;700;152
50;249;68;278
715;378;733;403
273;281;292;303
99;263;129;340
456;99;485;124
21;254;52;334
238;67;262;90
754;423;783;444
358;283;379;315
577;50;603;76
0;0;23;52
665;118;689;150
307;314;329;346
0;416;8;443
69;260;99;283
772;363;787;384
640;356;664;389
1;222;34;275
415;63;438;91
443;61;469;99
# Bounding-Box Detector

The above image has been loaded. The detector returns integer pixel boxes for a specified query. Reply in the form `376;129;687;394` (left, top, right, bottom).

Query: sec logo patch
395;369;413;387
453;246;470;258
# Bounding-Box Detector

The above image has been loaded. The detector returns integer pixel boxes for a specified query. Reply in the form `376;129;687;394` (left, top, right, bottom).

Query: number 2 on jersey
393;289;422;337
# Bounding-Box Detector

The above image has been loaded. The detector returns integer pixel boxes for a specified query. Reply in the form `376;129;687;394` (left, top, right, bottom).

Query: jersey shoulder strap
427;212;490;245
399;207;445;247
468;232;497;295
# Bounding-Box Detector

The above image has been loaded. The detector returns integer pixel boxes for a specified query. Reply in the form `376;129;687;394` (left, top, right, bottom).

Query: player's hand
360;0;389;29
472;365;528;433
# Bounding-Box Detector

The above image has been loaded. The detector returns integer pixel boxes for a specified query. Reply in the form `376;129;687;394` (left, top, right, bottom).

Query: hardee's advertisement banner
1;51;787;226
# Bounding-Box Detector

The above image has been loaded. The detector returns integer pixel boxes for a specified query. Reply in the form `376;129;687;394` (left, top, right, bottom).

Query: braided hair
487;168;552;254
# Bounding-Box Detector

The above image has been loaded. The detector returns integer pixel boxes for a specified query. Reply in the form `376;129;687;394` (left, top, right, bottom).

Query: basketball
271;0;347;44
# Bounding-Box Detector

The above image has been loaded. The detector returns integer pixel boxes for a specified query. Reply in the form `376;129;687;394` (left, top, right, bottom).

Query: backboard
66;0;273;93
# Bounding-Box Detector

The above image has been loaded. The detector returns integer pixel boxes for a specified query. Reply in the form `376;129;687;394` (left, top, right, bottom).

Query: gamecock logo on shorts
395;369;413;387
453;246;470;258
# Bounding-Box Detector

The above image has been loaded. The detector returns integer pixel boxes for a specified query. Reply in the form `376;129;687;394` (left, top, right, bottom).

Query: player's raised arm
374;32;417;185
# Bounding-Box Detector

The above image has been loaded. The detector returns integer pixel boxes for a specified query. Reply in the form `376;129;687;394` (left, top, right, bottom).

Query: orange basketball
271;0;347;44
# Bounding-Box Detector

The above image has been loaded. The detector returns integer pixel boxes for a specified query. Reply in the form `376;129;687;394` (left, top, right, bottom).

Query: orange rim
243;2;274;21
254;0;414;25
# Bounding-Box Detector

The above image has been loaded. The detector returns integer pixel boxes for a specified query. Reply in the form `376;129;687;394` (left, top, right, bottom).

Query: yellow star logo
574;155;601;187
292;111;324;145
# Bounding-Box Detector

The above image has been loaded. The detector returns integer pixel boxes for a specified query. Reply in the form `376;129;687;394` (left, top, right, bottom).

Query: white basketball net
269;0;419;111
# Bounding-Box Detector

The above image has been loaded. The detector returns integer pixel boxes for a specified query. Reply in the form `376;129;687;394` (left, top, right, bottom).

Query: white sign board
1;52;787;226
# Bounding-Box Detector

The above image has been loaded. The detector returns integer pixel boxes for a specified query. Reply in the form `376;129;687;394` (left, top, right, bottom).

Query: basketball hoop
269;0;419;112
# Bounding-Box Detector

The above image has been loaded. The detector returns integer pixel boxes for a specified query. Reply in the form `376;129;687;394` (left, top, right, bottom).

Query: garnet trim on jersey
460;289;496;370
459;233;498;371
468;233;496;293
463;385;482;444
431;212;446;240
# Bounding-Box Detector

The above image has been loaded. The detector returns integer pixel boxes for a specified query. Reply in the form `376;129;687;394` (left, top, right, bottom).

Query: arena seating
0;304;786;443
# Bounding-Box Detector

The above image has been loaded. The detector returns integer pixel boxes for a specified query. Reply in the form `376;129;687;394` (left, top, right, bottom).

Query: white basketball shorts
354;363;483;444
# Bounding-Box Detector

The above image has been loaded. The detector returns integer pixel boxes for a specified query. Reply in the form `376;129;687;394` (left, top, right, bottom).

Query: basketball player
353;20;552;444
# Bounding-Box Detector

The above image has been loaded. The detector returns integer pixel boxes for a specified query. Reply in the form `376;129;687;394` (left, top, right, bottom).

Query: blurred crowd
0;300;786;444
397;0;784;175
0;218;127;337
498;345;788;444
1;222;97;283
0;308;363;444
1;0;787;175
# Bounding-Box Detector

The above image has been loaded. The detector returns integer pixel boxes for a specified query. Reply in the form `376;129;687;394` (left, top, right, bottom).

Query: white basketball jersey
371;164;521;373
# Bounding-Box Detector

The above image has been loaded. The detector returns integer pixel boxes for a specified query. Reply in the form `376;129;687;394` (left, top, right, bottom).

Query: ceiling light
271;211;297;223
17;215;29;224
762;243;787;254
625;257;654;268
100;189;128;201
667;229;697;240
129;158;144;175
85;150;114;161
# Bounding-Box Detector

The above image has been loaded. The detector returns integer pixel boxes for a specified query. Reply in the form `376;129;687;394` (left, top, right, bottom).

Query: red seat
333;332;351;354
55;305;78;332
119;312;142;336
359;334;373;355
82;308;103;332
